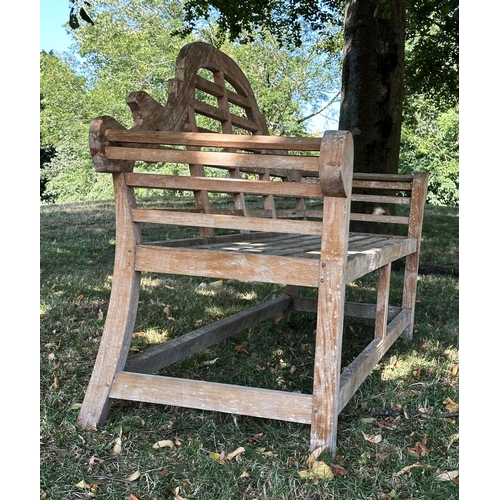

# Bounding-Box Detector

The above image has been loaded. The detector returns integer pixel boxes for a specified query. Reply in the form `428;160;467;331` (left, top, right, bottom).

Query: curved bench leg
77;268;141;429
78;172;141;429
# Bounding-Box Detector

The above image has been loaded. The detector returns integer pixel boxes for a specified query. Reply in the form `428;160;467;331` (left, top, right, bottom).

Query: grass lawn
40;198;458;499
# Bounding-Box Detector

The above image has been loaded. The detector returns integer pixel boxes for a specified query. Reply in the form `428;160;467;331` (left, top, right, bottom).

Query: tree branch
297;91;340;124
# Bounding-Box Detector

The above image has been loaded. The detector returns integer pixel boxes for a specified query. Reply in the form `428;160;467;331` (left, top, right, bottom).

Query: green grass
40;199;458;499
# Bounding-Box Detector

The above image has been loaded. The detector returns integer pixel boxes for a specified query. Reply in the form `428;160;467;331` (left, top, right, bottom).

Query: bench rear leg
401;172;428;340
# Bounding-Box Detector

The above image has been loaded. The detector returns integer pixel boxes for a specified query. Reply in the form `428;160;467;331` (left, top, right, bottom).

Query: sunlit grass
40;197;459;499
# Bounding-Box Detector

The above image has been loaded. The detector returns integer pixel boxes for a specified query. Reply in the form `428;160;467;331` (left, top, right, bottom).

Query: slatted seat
78;42;428;453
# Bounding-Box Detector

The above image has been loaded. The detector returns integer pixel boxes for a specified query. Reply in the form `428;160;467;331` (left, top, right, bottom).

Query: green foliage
40;0;342;203
400;98;459;206
405;0;459;108
42;144;115;202
181;0;458;108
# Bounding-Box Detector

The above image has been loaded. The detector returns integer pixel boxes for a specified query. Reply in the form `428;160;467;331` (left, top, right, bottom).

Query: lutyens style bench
78;42;428;453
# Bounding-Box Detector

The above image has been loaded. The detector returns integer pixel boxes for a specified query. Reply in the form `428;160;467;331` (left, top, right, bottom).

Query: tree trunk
339;0;405;175
339;0;406;232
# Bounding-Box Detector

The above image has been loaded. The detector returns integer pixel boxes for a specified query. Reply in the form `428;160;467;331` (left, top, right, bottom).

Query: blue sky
40;0;74;53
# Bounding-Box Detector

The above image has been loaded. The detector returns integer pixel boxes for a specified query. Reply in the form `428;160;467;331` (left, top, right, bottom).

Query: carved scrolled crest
89;116;135;173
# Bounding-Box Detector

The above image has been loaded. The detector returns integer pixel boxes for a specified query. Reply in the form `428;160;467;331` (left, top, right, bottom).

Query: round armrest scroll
318;130;354;198
89;116;135;173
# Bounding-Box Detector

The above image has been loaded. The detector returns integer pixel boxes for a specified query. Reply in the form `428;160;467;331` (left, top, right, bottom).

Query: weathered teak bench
78;42;428;453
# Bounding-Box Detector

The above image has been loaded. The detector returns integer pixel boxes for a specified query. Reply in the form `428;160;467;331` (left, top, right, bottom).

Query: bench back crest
126;42;270;135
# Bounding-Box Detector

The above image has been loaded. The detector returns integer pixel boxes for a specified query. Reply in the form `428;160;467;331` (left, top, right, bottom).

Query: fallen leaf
407;439;429;458
443;397;459;413
112;436;122;456
74;480;97;492
450;364;459;377
240;470;250;478
394;462;428;477
362;431;382;444
124;470;141;482
447;433;459;448
50;377;59;391
174;486;188;500
227;446;245;460
330;463;348;476
377;490;396;499
75;480;89;489
235;345;250;355
209;279;224;288
376;452;390;461
299;461;334;481
209;451;226;464
307;445;328;467
200;358;219;366
153;439;176;449
436;470;459;482
388;355;397;366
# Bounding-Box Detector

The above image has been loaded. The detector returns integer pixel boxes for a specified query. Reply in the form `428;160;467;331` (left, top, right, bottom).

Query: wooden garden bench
78;42;428;453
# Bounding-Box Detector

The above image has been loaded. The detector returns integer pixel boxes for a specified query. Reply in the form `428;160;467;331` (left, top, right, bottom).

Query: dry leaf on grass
436;470;459;482
153;439;176;449
111;436;122;456
377;490;396;500
209;451;226;464
330;463;348;476
235;344;251;355
362;431;382;444
123;470;141;482
407;436;429;458
393;462;428;477
299;461;334;481
174;486;188;500
443;397;459;413
227;446;245;460
50;377;59;391
75;480;97;492
299;446;334;481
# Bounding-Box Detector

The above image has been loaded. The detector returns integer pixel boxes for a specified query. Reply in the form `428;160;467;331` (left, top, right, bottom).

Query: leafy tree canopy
179;0;458;107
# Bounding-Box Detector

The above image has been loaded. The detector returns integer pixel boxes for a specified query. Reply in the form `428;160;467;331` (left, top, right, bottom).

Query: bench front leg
78;173;142;429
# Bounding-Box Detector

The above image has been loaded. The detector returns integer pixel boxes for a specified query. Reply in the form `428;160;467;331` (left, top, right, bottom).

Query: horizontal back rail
105;146;319;172
131;208;323;235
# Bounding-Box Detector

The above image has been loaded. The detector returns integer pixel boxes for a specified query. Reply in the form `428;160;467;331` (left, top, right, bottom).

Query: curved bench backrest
126;42;270;136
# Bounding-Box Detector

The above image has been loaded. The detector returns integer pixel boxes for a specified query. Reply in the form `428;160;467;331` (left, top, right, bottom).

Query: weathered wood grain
81;41;429;456
110;372;313;424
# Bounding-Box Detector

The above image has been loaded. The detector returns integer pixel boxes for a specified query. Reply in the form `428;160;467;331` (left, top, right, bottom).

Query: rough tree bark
339;0;406;176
